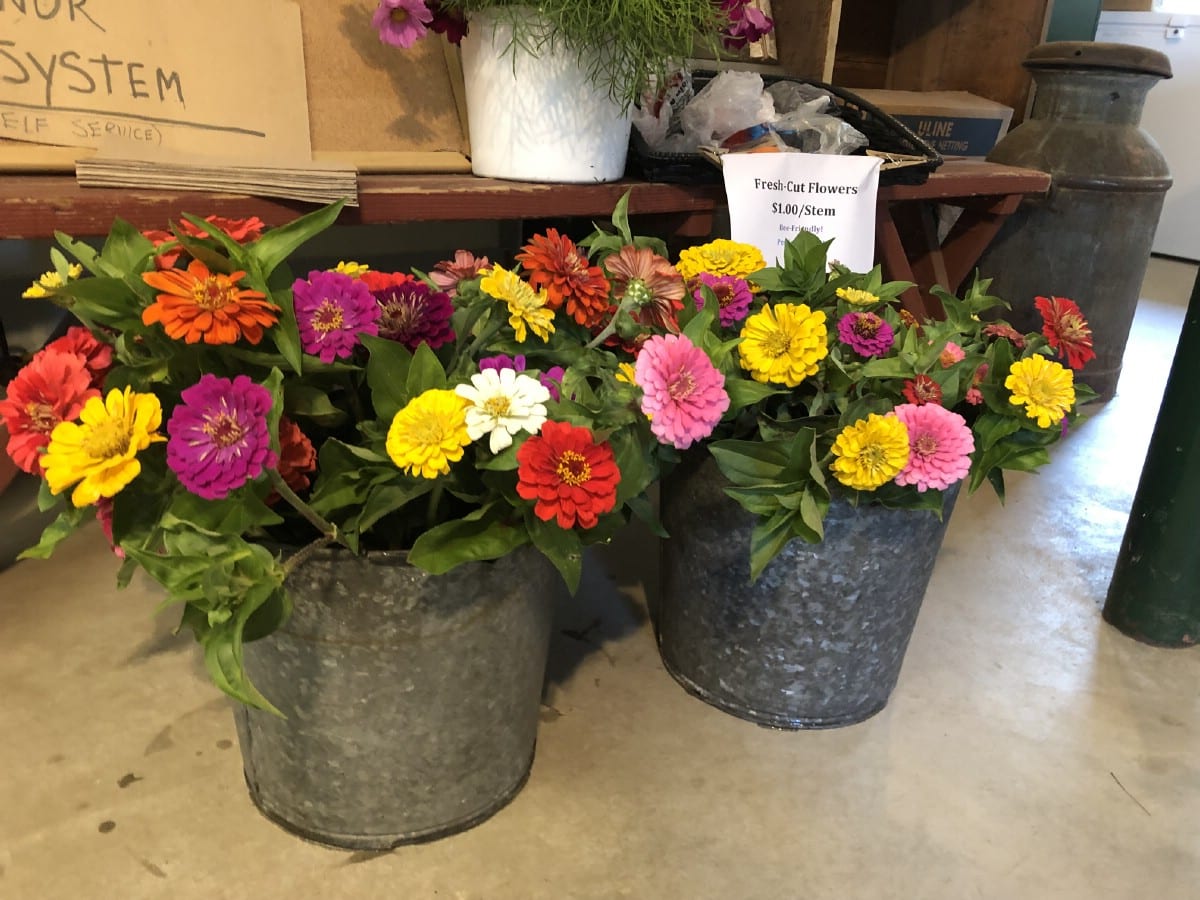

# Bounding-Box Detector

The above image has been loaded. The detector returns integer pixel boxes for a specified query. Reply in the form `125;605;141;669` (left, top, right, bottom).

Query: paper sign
0;0;313;162
723;153;883;272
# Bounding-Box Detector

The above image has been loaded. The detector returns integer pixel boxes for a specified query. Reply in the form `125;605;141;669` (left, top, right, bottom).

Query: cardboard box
849;89;1015;159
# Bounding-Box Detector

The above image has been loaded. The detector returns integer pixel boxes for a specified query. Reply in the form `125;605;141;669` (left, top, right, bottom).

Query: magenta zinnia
373;276;455;351
838;311;894;357
693;272;754;326
635;334;730;450
892;403;975;492
292;271;381;363
166;374;278;500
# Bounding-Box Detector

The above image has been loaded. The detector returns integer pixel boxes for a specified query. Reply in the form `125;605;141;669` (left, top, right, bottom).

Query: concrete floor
1;258;1197;899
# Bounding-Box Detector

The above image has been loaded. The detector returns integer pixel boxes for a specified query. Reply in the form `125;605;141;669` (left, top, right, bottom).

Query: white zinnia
454;368;550;453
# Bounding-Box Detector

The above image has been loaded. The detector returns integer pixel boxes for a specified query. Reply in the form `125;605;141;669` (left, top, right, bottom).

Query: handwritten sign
723;153;883;271
0;0;312;161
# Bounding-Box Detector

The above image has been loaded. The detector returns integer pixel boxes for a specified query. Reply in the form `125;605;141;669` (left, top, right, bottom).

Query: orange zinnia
516;228;612;329
141;260;279;345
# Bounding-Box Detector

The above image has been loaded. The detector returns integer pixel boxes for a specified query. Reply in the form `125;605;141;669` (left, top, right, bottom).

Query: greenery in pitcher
372;0;775;108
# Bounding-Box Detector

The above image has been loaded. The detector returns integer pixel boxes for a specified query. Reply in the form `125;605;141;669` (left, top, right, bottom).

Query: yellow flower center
203;413;246;449
625;279;653;308
914;434;938;458
853;315;880;338
1060;314;1088;341
192;277;235;311
389;7;410;24
763;331;792;358
556;450;591;486
667;370;696;401
484;396;511;417
859;442;889;472
312;299;345;334
83;417;131;459
26;401;58;434
382;297;423;336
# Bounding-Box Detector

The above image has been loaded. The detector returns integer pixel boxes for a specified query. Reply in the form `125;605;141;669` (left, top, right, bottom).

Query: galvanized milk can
978;42;1172;402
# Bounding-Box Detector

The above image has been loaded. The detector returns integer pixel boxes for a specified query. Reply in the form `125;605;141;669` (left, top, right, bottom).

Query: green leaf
100;218;156;273
858;357;914;379
353;480;432;534
55;231;106;277
267;285;304;375
246;200;346;280
709;440;790;485
526;514;584;593
973;413;1022;451
724;377;783;414
163;490;284;536
17;507;88;560
408;514;529;574
262;368;285;459
626;494;668;539
202;592;283;715
406;341;448;398
609;426;652;505
362;334;413;420
797;489;828;541
749;509;796;582
36;479;60;513
283;383;348;426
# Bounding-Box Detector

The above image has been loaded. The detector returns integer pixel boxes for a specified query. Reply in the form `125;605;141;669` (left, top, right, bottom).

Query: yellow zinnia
676;239;766;286
738;303;828;387
386;389;472;479
1005;353;1075;428
830;414;910;492
23;264;83;299
479;264;555;343
334;260;369;277
615;362;637;385
836;287;881;307
42;387;165;508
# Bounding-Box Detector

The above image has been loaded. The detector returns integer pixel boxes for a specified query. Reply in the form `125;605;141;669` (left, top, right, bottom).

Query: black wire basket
630;71;943;187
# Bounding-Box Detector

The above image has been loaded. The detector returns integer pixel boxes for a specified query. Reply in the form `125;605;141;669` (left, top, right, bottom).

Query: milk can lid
1024;42;1172;79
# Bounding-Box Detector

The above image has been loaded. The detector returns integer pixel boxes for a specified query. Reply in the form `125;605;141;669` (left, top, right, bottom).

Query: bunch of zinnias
1;200;666;711
601;229;1097;579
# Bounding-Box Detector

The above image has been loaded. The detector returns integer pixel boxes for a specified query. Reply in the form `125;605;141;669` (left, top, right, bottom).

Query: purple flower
721;0;774;50
837;311;895;358
692;272;754;327
371;0;432;48
293;271;381;363
480;354;526;374
540;366;566;401
374;280;455;351
167;374;278;500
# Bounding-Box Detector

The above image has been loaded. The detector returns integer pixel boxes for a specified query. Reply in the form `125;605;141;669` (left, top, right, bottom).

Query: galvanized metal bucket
233;544;557;849
658;456;956;729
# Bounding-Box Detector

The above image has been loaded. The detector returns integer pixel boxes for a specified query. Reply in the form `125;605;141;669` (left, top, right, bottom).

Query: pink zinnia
0;350;99;474
372;0;433;48
430;250;491;298
373;276;455;351
939;342;965;368
838;311;894;357
292;271;381;363
166;374;277;500
693;272;754;326
892;403;975;492
635;334;729;450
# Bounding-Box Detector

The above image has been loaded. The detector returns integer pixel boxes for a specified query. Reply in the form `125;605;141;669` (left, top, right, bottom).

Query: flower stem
268;469;346;547
584;296;637;351
281;534;336;578
425;483;444;531
459;318;505;367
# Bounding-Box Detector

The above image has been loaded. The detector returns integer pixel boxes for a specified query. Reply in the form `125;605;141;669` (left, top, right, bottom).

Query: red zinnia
1035;295;1095;370
143;216;266;269
516;229;612;329
274;416;318;496
516;421;620;530
44;326;112;388
358;270;410;293
0;350;99;474
982;322;1026;350
902;374;943;406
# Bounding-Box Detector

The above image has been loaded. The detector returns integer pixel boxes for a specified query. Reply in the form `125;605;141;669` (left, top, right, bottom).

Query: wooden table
0;160;1049;318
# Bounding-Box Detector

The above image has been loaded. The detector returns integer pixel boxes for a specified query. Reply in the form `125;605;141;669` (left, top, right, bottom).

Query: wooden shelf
0;175;727;239
0;162;1048;240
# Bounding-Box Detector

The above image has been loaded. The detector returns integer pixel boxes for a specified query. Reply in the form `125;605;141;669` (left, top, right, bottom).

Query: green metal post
1103;269;1200;647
